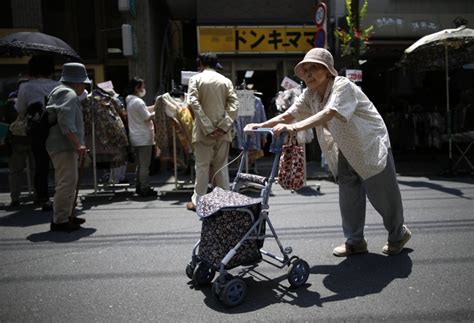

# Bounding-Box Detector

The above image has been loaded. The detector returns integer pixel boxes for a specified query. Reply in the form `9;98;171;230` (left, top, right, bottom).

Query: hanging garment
160;93;193;149
234;96;267;150
153;95;173;159
82;91;129;166
274;88;302;113
154;93;195;170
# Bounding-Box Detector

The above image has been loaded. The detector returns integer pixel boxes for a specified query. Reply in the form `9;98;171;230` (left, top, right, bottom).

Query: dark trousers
31;137;51;202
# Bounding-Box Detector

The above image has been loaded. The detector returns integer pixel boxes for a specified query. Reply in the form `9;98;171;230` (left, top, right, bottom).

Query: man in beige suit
186;53;239;211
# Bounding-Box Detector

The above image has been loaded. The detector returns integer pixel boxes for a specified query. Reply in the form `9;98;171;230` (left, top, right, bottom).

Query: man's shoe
69;216;86;225
333;239;368;257
383;225;412;255
136;188;158;197
50;221;81;232
186;201;196;211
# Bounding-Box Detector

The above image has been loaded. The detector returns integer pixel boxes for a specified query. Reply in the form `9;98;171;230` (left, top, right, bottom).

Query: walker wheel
185;262;195;280
287;258;310;288
212;273;233;298
220;277;247;307
192;262;215;286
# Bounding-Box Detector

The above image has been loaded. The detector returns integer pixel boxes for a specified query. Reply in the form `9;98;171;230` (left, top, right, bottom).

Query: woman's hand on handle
272;123;295;136
243;123;263;132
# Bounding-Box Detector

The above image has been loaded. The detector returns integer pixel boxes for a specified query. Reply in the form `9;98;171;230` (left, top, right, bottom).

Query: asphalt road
0;175;473;322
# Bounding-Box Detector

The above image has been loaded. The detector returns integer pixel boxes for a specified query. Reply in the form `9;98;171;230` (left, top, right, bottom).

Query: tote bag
278;135;305;190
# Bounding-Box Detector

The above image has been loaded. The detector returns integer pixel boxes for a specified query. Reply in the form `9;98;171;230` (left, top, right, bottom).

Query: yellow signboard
198;26;317;54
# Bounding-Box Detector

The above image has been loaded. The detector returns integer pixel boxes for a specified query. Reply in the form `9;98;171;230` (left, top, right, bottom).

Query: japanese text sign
346;69;363;83
198;26;317;54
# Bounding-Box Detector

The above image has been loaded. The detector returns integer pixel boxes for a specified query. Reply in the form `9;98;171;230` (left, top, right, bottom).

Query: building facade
1;0;473;159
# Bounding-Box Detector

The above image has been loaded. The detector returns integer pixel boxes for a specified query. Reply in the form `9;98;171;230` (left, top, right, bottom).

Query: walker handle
244;128;289;153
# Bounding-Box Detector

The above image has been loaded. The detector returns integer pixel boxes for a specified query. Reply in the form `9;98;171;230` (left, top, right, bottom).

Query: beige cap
294;48;338;79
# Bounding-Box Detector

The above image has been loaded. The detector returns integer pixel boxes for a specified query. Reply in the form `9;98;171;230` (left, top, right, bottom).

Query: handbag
9;116;28;137
278;134;305;190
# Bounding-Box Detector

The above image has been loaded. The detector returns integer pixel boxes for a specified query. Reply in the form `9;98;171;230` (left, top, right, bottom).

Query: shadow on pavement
193;249;412;312
193;268;322;313
398;180;471;199
294;185;324;197
313;250;413;304
79;191;168;210
27;227;96;243
0;207;52;227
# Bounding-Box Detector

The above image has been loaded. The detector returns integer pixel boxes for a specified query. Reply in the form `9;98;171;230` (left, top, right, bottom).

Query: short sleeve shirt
126;95;155;146
15;78;60;115
287;76;391;180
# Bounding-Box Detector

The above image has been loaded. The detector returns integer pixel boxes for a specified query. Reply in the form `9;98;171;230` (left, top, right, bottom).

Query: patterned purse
278;135;305;190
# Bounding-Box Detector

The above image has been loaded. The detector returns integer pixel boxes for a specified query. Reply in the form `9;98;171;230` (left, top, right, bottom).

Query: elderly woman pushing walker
245;48;411;256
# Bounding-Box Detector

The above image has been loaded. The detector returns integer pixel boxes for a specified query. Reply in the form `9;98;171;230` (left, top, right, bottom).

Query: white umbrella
403;25;474;163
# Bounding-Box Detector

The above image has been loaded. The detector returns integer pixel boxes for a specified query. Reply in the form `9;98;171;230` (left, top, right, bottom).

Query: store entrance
236;70;278;119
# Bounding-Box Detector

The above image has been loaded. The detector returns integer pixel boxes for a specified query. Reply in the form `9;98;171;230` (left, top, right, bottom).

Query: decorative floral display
334;0;374;57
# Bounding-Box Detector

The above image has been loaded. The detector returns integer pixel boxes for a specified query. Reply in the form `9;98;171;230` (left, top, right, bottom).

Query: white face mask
78;89;88;101
138;89;146;98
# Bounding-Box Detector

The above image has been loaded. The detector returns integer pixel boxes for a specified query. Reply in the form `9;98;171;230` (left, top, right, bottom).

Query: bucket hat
294;48;338;79
60;62;91;84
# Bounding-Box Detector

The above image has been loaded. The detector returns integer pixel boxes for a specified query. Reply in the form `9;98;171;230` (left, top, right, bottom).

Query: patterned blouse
287;76;391;180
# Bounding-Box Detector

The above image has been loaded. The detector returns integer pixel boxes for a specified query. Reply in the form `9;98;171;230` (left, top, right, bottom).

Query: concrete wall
126;0;169;102
197;0;317;25
11;0;42;30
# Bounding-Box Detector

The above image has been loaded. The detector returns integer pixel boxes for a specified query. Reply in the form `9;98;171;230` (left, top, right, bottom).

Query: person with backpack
15;55;59;211
5;83;34;209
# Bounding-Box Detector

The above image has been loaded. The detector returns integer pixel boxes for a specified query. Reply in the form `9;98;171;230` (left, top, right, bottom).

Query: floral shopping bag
278;135;305;190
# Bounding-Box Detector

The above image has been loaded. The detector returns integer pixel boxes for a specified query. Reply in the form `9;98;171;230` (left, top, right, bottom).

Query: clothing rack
157;88;195;197
84;85;127;199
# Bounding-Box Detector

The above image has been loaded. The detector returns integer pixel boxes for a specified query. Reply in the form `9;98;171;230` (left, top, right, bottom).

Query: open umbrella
0;31;81;60
402;25;474;164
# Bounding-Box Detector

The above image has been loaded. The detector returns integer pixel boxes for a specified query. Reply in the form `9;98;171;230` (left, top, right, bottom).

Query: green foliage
334;0;374;57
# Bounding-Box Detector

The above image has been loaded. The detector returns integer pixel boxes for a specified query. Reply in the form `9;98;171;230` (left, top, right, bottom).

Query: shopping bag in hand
278;135;305;190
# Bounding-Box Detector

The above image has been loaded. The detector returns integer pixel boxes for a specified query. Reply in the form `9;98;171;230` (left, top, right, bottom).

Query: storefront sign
198;26;317;54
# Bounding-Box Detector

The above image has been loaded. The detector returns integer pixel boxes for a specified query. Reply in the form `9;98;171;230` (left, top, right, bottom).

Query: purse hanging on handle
278;134;305;191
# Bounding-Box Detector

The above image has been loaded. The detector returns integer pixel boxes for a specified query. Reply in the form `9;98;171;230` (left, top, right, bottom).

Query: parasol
0;31;81;60
402;25;474;163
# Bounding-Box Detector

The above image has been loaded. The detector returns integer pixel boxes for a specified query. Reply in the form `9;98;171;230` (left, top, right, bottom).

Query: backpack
25;90;59;138
25;100;49;137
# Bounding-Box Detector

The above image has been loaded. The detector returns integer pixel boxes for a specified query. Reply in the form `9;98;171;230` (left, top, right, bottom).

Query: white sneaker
333;239;368;257
383;225;412;255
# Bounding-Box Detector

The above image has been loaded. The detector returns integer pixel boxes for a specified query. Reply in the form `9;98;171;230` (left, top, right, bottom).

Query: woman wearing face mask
125;77;157;197
245;48;411;257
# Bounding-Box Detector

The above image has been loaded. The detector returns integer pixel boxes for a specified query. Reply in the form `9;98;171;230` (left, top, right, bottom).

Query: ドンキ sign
198;26;317;53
